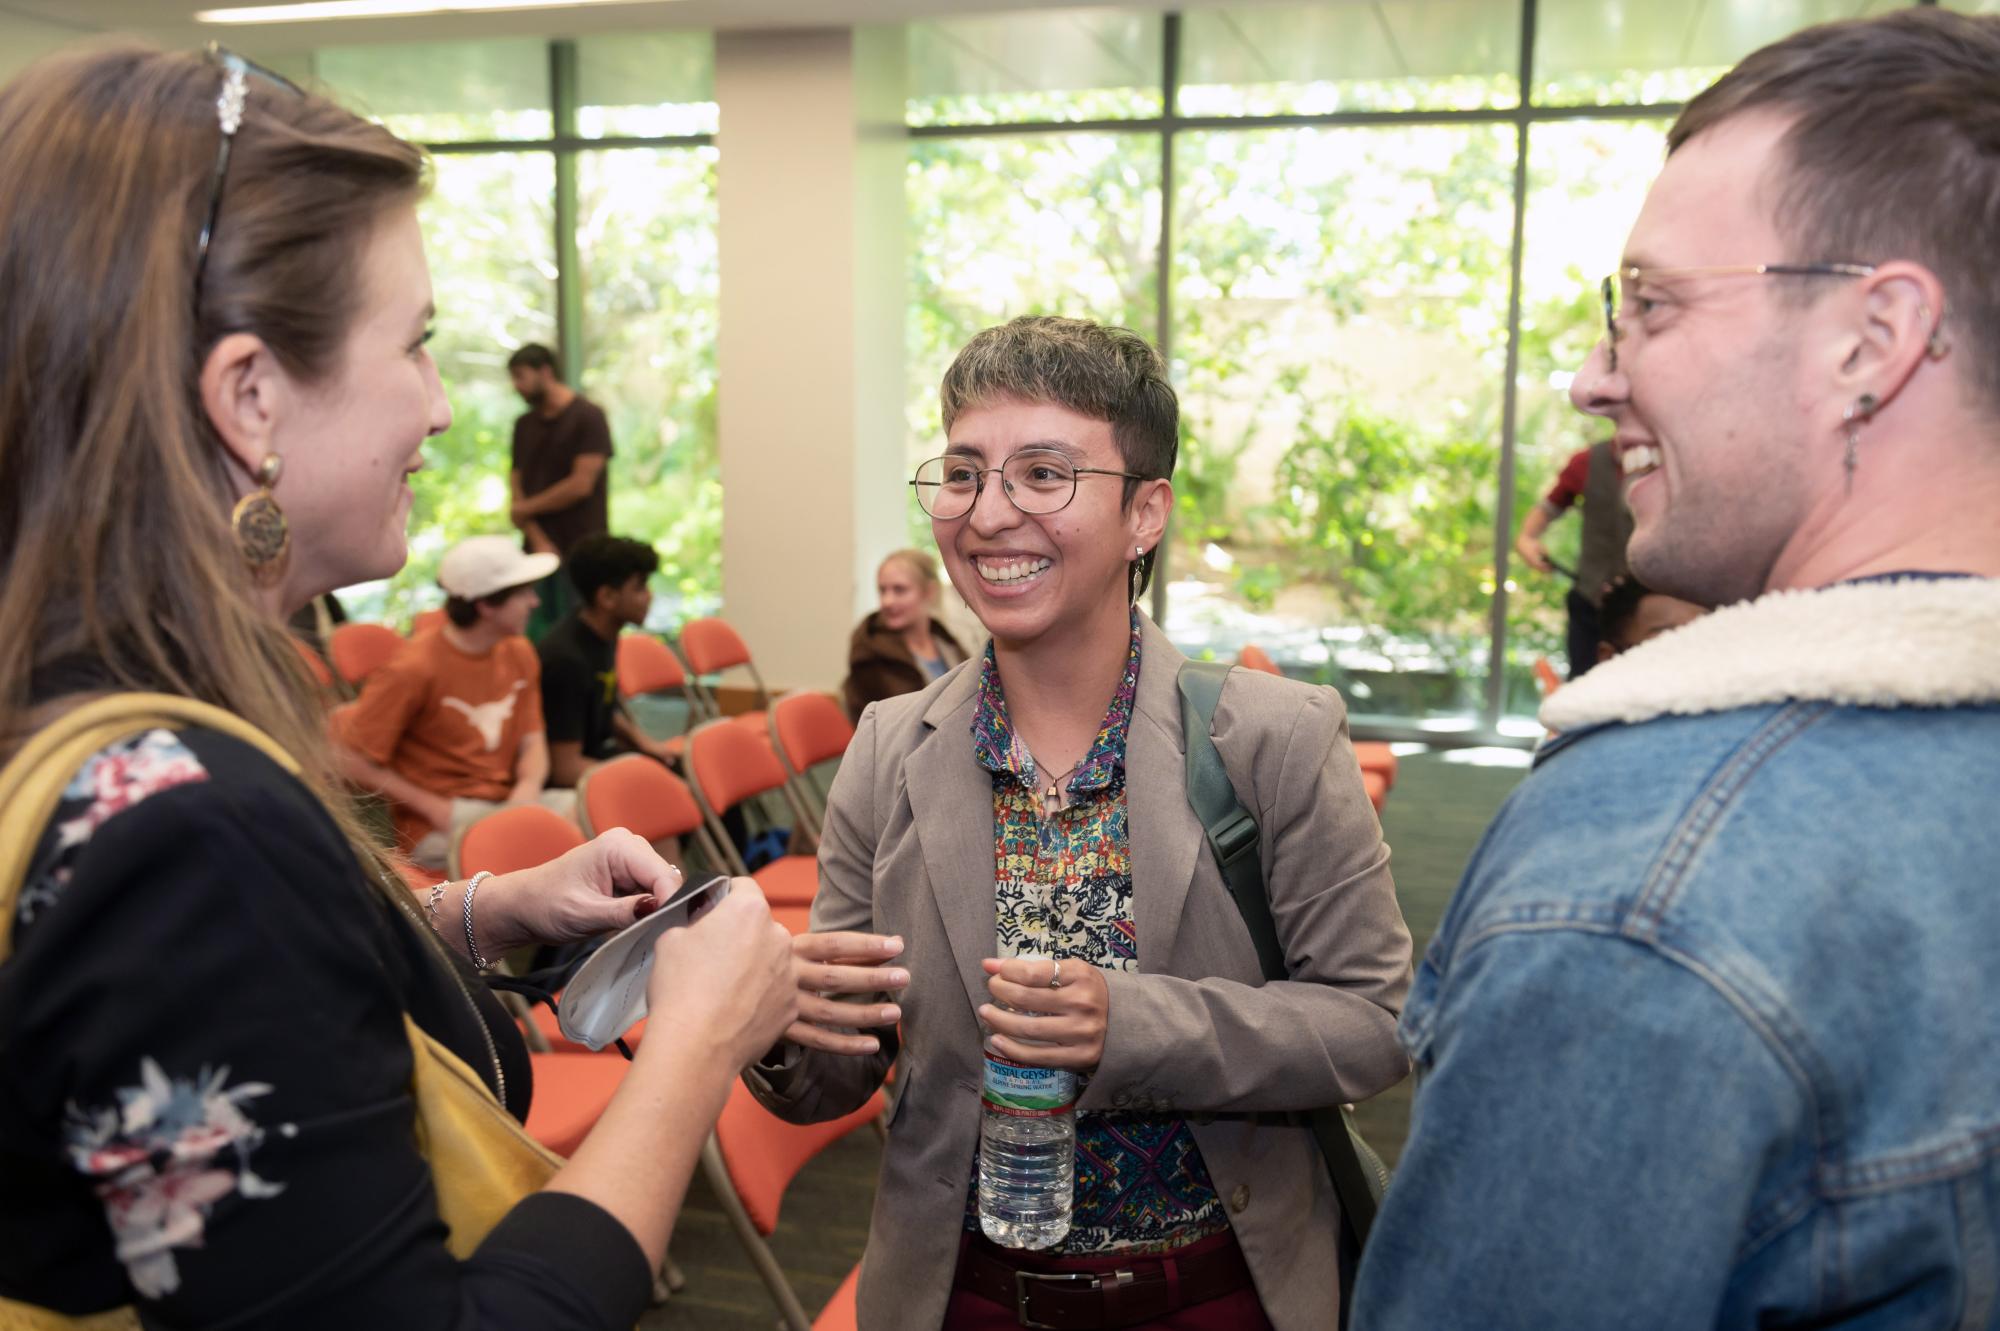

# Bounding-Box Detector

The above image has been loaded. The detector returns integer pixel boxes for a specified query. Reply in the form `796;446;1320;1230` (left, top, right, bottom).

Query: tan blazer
746;617;1412;1331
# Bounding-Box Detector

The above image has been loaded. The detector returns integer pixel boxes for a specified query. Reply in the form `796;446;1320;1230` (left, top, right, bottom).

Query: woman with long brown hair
0;45;796;1328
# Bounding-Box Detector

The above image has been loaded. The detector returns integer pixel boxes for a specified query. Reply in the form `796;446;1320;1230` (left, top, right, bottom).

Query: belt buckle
1013;1269;1133;1330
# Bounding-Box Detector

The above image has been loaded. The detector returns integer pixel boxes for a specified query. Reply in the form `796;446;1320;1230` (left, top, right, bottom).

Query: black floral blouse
0;725;649;1329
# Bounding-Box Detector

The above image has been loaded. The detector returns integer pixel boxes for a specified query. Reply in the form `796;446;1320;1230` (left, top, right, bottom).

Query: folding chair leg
693;825;739;882
702;1136;813;1331
778;783;822;853
650;1248;687;1303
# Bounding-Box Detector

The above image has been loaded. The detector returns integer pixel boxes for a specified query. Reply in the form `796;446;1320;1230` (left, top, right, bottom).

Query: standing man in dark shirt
508;343;613;639
538;533;678;789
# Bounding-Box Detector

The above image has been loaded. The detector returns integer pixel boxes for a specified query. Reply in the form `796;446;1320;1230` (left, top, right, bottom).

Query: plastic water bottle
977;1031;1077;1250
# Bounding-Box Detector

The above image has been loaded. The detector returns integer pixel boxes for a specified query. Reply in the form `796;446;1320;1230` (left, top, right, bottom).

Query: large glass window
311;38;551;142
906;10;1164;126
576;32;717;137
906;131;1161;540
906;0;1941;742
578;146;722;620
308;35;718;627
1178;1;1521;115
1174;125;1516;726
1534;0;1905;105
388;153;560;620
1502;119;1668;714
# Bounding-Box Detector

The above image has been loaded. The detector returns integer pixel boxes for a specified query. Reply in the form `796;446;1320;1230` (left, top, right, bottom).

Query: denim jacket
1353;577;2000;1329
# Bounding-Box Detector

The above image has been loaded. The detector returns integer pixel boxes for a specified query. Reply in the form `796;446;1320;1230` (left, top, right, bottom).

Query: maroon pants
943;1230;1277;1331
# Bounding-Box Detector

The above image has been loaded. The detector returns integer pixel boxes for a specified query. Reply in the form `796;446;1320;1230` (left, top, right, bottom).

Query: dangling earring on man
1842;394;1879;493
233;452;290;583
1129;544;1147;602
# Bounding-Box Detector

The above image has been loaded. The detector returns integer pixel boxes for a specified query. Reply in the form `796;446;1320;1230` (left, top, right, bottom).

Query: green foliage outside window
905;82;1673;722
312;38;720;632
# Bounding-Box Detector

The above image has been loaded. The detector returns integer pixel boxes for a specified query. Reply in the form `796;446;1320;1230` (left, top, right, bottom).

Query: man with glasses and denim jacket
1354;11;2000;1328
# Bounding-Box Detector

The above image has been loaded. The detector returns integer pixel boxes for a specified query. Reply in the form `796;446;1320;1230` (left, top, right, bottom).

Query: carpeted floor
640;744;1530;1329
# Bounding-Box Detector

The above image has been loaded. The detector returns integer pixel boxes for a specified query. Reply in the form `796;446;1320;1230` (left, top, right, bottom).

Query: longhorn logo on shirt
441;681;527;752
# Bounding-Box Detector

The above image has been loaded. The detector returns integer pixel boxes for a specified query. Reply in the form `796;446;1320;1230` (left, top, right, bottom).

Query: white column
715;27;906;693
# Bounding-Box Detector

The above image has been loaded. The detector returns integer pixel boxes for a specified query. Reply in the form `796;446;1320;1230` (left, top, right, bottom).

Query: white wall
715;27;906;693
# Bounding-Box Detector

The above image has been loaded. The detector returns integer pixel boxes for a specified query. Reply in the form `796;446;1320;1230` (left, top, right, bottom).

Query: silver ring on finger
1049;959;1064;990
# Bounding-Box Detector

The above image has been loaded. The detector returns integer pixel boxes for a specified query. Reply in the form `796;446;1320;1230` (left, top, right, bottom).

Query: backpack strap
1177;663;1285;979
1176;660;1384;1250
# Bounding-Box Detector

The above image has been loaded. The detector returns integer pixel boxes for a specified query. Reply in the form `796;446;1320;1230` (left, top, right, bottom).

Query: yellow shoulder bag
0;694;562;1329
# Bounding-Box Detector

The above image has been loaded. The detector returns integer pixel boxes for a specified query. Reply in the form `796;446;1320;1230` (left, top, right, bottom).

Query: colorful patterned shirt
965;611;1228;1255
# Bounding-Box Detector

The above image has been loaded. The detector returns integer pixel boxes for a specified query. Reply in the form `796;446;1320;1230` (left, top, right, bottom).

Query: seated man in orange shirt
334;536;575;869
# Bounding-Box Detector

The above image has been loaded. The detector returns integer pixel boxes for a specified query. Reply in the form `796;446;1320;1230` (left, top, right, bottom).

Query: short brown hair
1670;8;2000;410
939;316;1177;597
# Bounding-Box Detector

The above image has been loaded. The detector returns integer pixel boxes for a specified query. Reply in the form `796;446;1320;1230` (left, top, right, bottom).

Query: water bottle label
982;1054;1078;1118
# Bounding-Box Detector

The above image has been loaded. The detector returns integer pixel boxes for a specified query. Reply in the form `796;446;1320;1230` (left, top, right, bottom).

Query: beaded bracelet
461;870;494;970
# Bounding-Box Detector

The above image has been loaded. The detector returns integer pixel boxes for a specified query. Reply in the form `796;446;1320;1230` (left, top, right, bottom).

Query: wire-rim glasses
910;450;1147;520
1599;262;1876;370
194;43;307;299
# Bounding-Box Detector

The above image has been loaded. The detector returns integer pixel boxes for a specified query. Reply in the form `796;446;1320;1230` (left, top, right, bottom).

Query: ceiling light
196;0;673;24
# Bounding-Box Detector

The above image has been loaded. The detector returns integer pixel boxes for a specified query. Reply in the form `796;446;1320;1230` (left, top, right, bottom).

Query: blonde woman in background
841;548;970;720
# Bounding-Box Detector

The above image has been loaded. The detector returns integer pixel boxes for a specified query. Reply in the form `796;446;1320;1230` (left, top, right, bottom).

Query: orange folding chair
1362;768;1389;814
577;753;738;880
410;606;446;636
1533;655;1564;698
328;622;406;689
685;719;819;912
1238;644;1395;791
767;691;855;840
1354;742;1397;792
702;1080;885;1331
1236;643;1282;676
678;616;774;736
448;802;587;881
616;633;699;761
448;804;589;1031
522;1052;629;1156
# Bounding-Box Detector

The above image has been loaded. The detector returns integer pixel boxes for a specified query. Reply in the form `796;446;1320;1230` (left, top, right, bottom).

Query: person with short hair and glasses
747;315;1412;1330
0;44;796;1328
1355;11;2000;1328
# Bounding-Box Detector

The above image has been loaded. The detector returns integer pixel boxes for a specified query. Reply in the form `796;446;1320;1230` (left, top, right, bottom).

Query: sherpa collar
1540;576;2000;732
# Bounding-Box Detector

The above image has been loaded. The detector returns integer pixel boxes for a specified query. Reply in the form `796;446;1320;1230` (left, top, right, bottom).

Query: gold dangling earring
1841;393;1878;494
233;453;291;584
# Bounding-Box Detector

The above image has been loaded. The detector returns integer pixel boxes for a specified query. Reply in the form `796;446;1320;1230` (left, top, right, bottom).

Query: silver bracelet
461;870;494;970
423;881;447;933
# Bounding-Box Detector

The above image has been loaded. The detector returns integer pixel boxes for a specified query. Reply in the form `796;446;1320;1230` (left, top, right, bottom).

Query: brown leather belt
954;1233;1254;1330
